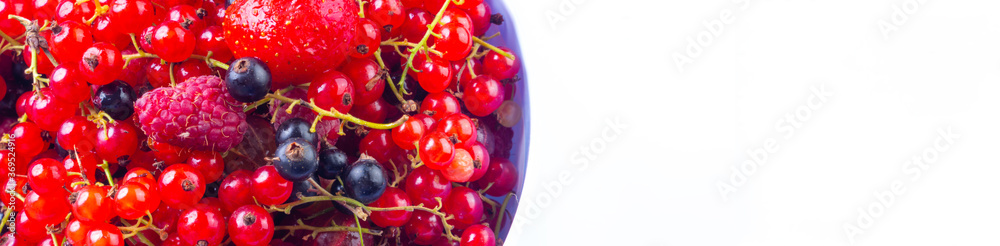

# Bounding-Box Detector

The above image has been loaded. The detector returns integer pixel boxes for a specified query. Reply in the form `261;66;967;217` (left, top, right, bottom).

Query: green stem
472;36;515;59
266;93;407;130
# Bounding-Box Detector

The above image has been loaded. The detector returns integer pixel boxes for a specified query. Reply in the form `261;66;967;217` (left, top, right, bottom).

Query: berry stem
471;36;515;59
273;219;383;240
373;49;409;104
99;160;115;187
0;207;11;235
493;192;515;236
266;92;408;130
396;0;453;96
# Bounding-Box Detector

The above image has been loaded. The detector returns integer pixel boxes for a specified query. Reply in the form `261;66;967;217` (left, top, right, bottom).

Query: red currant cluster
0;0;523;245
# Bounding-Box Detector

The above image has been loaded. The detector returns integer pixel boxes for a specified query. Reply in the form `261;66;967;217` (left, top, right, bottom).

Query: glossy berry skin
341;158;388;204
369;187;412;227
0;0;32;38
188;151;225;183
466;2;491;37
463;75;505;117
341;58;385;105
92;80;136;120
224;0;359;89
167;5;207;34
110;0;156;34
27;158;68;194
225;57;272;103
438;8;474;33
419;131;456;170
27;90;76;132
173;59;214;83
79;42;125;86
250;166;293;206
85;223;126;246
195;26;234;62
435;113;478;146
71;185;115;222
350;97;392;124
416;56;453;93
420;92;461;121
307;71;355;113
24;190;71;225
460;224;495;246
464;143;491;182
443;148;474;182
115;182;161;220
158;164;207;209
48;64;89;104
350;18;381;58
48;21;93;68
404;166;452;207
436;24;473;61
364;0;404;35
404;210;444;245
177;204;227;246
358;129;400;164
91;16;129;48
228;205;274;246
151;21;196;63
400;8;432;43
475;157;517;196
10;122;46;158
392;116;426;150
274;138;319;182
218;170;254;213
95;122;139;163
64;151;100;183
483;47;520;80
443;186;483;225
317;147;349;179
275;118;317;146
123;167;157;190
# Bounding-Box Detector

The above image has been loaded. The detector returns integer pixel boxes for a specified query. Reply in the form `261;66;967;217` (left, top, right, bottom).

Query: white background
503;0;1000;245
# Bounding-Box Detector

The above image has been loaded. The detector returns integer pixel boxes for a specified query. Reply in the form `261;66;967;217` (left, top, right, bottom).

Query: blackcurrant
226;57;271;103
341;157;387;204
285;175;320;203
317;147;349;179
274;138;319;182
92;80;136;120
275;118;317;145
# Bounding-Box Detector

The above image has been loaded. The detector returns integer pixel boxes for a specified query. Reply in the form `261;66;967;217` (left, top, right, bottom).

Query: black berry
317;147;349;179
341;157;387;205
93;80;136;120
226;57;271;103
276;118;316;145
274;138;319;182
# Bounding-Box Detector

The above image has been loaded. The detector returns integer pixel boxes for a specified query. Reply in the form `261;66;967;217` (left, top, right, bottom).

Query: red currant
404;210;443;245
48;20;93;64
341;58;386;105
350;97;393;124
91;16;130;49
228;205;275;246
420;92;460;121
416;56;452;93
167;5;207;33
148;140;192;164
219;170;254;213
0;0;33;38
370;187;413;227
443;186;483;225
442;148;474;182
307;70;355;113
459;224;495;246
71;185;115;222
465;2;491;36
173;58;213;83
419;131;455;170
365;0;404;36
475;157;517;196
47;64;89;103
438;8;474;34
23;190;71;225
435;113;478;146
85;222;126;246
123;167;157;190
482;47;520;80
194;25;233;62
115;182;161;220
401;8;432;43
64;219;94;246
1;175;28;211
27;158;68;194
10;121;46;158
158;163;206;209
109;0;156;34
27;89;76;132
350;18;381;58
95;122;140;163
462;75;504;117
464;142;490;182
79;42;125;85
63;151;99;183
16;211;49;243
152;21;196;63
250;166;293;206
436;23;473;61
54;0;93;23
392;116;426;150
404;166;452;207
177;204;227;246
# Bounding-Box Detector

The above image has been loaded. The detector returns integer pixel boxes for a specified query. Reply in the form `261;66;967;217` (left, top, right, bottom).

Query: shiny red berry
27;158;68;194
158;163;206;209
307;70;355;113
370;187;413;227
460;224;495;246
152;21;196;63
250;166;293;206
115;182;161;220
71;185;115;222
341;58;386;105
79;42;125;86
392;116;426;150
419;131;455;170
228;205;274;246
219;170;254;213
420;92;460;121
482;47;520;80
177;204;227;246
95;122;140;163
404;166;452;207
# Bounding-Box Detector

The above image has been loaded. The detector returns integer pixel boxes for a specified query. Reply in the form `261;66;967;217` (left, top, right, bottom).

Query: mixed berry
0;0;524;245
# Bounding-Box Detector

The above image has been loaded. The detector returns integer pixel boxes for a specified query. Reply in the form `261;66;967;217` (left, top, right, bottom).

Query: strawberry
224;0;359;90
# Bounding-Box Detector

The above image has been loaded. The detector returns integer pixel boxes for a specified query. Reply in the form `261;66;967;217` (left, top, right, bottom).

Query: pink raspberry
135;75;248;151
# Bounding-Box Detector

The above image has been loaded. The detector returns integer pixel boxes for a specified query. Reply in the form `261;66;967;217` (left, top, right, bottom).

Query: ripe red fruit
442;148;474;182
225;0;359;89
219;170;254;212
436;23;473;61
188;151;224;183
64;151;99;183
172;58;213;83
401;8;432;43
48;65;89;103
341;58;386;105
350;19;381;58
228;205;275;246
86;223;126;246
123;167;157;190
404;210;444;245
115;182;161;220
370;187;413;227
404;166;452;207
110;0;156;34
464;142;490;182
482;47;520;80
420;92;461;121
24;190;71;225
434;113;478;146
392;116;426;150
250;166;293;206
27;158;68;194
307;70;355;113
416;56;453;93
466;2;491;37
158;164;206;209
65;219;94;245
10;122;46;158
166;5;207;34
437;8;474;35
27;90;76;132
54;0;92;23
48;20;94;64
135;76;249;151
463;75;505;117
79;42;125;86
419;131;455;170
151;21;196;63
0;0;33;38
71;185;115;222
475;157;518;196
16;211;48;242
460;224;495;246
95;122;140;163
350;97;393;123
443;186;483;225
365;0;404;35
194;26;233;62
177;204;227;246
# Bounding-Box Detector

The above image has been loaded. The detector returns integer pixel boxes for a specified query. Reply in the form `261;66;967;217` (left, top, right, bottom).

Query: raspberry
135;75;248;151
